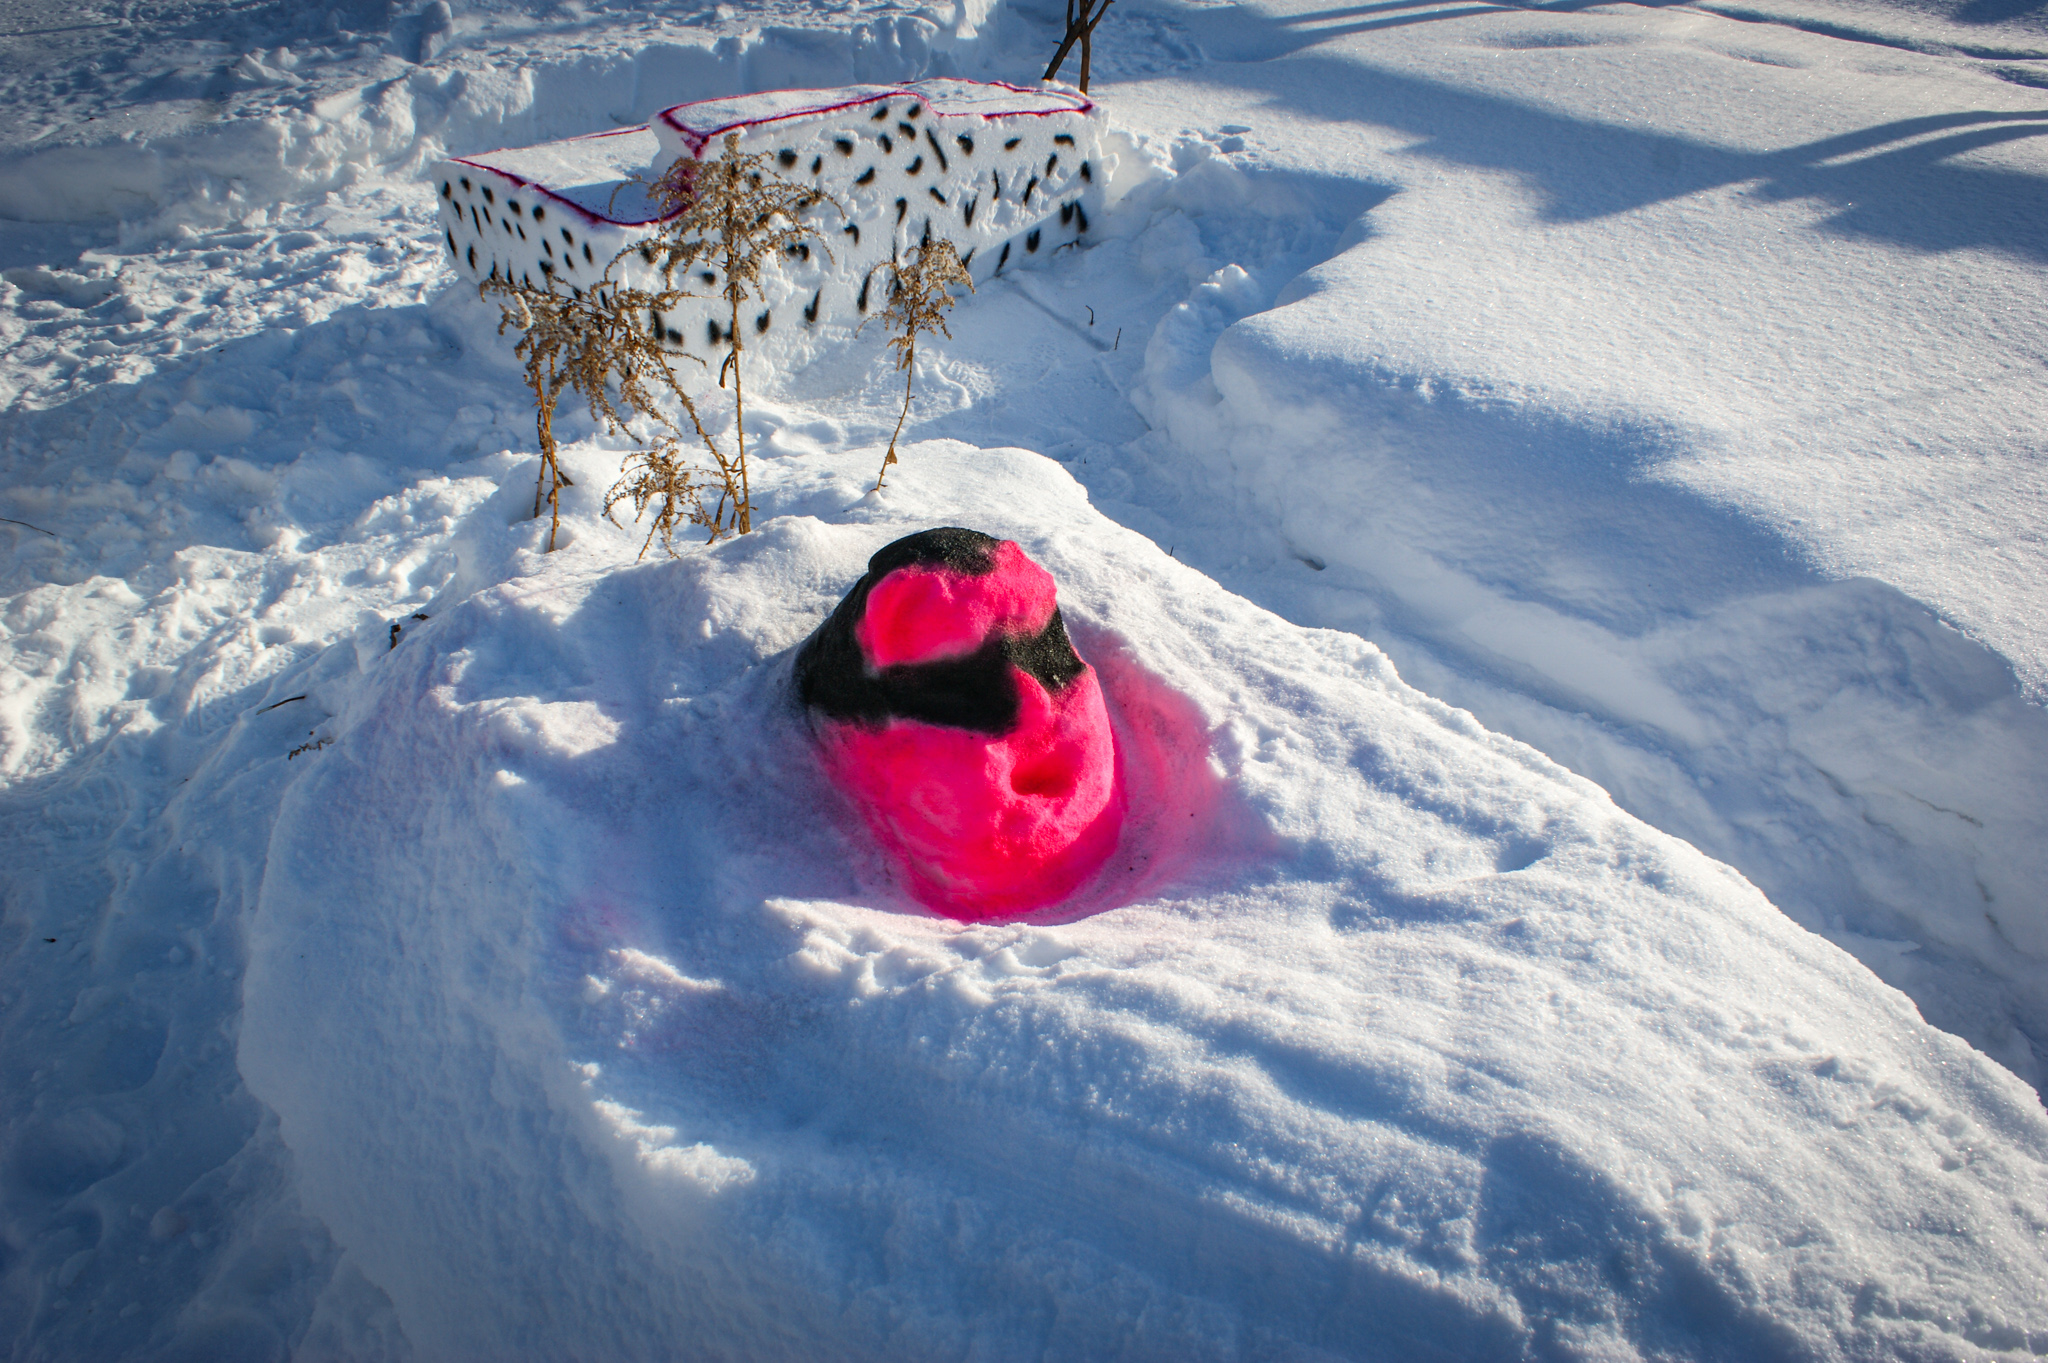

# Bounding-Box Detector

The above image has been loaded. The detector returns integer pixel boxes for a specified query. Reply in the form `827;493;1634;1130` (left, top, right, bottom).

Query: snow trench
1112;113;2048;1096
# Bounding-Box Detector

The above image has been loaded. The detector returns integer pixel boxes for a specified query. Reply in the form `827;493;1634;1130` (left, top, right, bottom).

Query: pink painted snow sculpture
795;528;1125;919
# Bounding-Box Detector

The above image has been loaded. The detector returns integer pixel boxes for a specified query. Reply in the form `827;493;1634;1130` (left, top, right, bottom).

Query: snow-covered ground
5;0;2048;1357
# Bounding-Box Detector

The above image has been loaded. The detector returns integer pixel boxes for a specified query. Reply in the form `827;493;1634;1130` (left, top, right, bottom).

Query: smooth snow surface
6;0;2048;1357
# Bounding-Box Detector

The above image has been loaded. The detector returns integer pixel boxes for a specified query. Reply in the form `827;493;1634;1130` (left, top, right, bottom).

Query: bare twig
1;516;56;537
859;239;973;492
1043;0;1113;92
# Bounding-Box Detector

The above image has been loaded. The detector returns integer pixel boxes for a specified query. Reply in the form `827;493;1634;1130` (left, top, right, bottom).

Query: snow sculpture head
795;528;1124;919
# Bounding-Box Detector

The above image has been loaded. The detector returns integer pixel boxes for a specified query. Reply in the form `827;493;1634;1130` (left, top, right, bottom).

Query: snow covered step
431;79;1105;371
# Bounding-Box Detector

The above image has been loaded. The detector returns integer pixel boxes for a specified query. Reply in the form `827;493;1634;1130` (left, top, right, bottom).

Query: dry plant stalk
482;269;730;555
1043;0;1114;93
862;239;974;492
645;132;837;536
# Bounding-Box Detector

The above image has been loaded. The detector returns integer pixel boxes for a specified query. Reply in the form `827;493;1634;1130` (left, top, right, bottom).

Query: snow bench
432;79;1107;366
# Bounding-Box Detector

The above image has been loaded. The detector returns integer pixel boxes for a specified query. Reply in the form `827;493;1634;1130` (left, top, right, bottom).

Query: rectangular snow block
430;79;1106;368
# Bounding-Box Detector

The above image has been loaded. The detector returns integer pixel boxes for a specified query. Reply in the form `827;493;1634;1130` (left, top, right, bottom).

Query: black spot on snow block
812;155;823;174
879;133;894;154
667;327;683;344
561;228;574;244
998;241;1010;270
856;167;877;186
858;271;872;312
543;239;554;258
1004;137;1021;150
515;223;526;240
441;181;452;198
907;155;923;175
460;176;471;192
1054;134;1074;146
540;260;553;275
708;319;724;344
845;223;861;245
961;247;974;268
836;138;855;156
533;205;545;221
925;128;949;172
640;244;656;263
446;229;457;255
467;244;477;268
921;219;931;247
778;149;798;168
991;170;1003;199
898;122;916;139
1075;203;1089;233
794;528;1087;734
701;271;717;285
929;187;946;204
1023;174;1038;202
957;134;974;155
804;288;821;325
1060;203;1073;225
1046;153;1058;175
963;195;977;226
1027;229;1041;252
907;104;922;118
1079;160;1092;183
756;309;771;333
583;243;593;263
895;197;908;224
482;186;493;203
510;200;523;216
872;104;891;120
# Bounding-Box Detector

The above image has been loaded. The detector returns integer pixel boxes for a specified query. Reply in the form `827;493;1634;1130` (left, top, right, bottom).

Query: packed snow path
4;0;2048;1357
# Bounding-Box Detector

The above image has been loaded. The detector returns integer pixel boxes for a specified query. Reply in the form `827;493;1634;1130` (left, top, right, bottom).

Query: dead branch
1043;0;1114;93
859;239;974;492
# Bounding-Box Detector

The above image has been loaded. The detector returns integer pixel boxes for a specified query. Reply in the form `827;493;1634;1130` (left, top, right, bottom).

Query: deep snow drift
241;444;2048;1360
5;0;2048;1357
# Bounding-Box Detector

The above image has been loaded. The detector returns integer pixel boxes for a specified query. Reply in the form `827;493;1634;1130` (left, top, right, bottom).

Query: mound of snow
241;443;2048;1360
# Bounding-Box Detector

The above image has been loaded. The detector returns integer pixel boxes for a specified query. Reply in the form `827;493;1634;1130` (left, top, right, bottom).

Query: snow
5;0;2048;1357
433;77;1105;359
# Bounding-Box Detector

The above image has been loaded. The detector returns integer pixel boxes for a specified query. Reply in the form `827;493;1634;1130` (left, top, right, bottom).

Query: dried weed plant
862;238;974;492
643;132;839;535
482;269;731;556
485;131;840;553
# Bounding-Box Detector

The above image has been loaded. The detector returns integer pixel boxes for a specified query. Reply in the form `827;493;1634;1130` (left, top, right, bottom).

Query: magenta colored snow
821;537;1124;918
855;539;1059;668
819;663;1124;918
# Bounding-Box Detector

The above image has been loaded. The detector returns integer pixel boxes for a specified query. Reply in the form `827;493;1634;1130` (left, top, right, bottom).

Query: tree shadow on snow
1156;3;2048;262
